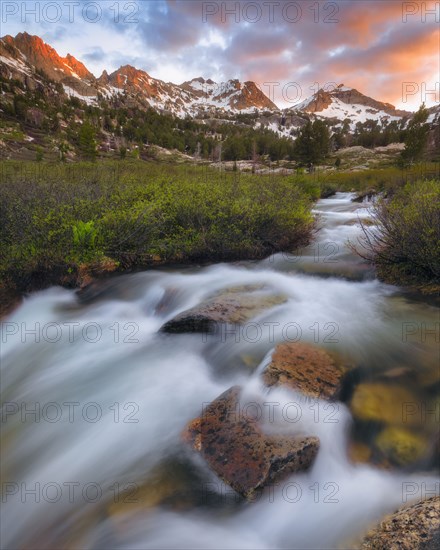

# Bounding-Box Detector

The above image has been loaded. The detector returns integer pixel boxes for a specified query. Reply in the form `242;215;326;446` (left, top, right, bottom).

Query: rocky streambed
1;193;438;549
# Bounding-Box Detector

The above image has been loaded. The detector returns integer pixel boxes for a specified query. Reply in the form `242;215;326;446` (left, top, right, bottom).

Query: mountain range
2;32;431;127
0;33;277;116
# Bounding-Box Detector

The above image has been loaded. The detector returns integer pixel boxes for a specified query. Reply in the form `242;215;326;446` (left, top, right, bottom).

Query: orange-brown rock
263;342;350;399
1;33;94;82
182;417;202;452
182;386;319;499
359;496;440;549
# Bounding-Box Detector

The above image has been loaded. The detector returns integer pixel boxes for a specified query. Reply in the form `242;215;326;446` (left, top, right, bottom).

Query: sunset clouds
2;0;439;109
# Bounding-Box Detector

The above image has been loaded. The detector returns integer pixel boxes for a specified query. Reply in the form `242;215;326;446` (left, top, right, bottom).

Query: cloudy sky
2;0;439;109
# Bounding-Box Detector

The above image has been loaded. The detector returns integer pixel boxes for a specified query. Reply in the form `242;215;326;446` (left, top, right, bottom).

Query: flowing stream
1;193;438;549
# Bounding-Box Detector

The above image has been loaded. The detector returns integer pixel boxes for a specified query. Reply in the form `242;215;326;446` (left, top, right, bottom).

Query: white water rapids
1;193;438;549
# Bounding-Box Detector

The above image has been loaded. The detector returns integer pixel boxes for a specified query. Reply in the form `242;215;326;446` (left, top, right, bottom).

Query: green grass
296;163;440;199
325;164;439;194
0;160;315;300
0;126;25;142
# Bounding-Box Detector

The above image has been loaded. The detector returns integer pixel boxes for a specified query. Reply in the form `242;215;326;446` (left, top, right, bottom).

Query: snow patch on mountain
63;85;97;105
316;97;402;128
0;54;31;75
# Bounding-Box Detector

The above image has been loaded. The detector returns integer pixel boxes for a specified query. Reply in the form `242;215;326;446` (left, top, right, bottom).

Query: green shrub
0;161;315;292
35;147;44;162
353;179;440;285
71;220;102;263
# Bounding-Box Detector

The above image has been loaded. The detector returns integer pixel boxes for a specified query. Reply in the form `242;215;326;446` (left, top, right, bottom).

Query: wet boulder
161;285;287;333
359;496;440;549
263;342;351;399
182;386;319;499
352;188;377;203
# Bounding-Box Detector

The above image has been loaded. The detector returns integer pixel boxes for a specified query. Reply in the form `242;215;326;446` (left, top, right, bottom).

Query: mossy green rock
350;383;420;426
349;383;436;468
375;426;430;466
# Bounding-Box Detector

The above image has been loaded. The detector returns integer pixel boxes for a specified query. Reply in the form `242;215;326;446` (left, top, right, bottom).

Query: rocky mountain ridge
0;32;424;127
295;84;412;127
0;32;277;116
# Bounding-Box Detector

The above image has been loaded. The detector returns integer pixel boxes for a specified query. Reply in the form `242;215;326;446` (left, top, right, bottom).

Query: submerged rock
263;342;351;399
350;383;420;426
161;285;287;333
347;440;374;465
76;272;135;305
349;383;436;468
107;455;210;520
182;386;319;499
359;496;440;549
375;426;430;467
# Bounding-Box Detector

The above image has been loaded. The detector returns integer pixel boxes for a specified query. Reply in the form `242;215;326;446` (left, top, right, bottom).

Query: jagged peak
7;32;55;53
243;80;261;88
63;53;93;78
13;31;42;43
1;31;94;80
295;83;411;121
182;76;215;87
113;64;150;75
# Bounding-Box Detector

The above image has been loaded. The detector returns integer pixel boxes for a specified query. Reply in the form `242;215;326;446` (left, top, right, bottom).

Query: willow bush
354;179;440;285
0;161;315;292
